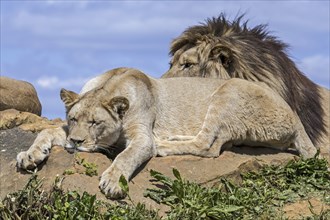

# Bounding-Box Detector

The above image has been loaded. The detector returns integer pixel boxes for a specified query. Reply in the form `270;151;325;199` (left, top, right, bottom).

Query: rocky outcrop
0;127;296;211
0;76;42;116
0;109;65;132
0;113;328;218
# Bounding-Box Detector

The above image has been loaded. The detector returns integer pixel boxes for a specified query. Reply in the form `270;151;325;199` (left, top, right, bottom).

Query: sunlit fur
17;68;319;200
162;14;326;146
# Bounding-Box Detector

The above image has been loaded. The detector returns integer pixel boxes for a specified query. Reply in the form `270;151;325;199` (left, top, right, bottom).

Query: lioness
17;68;316;199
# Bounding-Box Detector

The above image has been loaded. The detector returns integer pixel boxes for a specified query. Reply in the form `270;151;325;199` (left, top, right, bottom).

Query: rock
283;198;330;219
0;127;298;211
0;127;328;218
0;127;37;160
0;109;65;132
0;76;42;116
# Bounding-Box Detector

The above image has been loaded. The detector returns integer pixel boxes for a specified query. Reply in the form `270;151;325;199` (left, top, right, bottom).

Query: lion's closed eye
69;117;77;125
88;120;103;126
183;63;193;69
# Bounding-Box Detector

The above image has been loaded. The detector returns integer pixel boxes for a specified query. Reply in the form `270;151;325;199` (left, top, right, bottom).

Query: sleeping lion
17;68;317;199
162;14;328;148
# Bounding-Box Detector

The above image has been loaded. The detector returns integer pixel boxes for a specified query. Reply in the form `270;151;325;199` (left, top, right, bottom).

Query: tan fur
17;68;317;199
162;15;327;148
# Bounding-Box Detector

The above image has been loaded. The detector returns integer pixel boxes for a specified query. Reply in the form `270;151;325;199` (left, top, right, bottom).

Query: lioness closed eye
17;67;317;199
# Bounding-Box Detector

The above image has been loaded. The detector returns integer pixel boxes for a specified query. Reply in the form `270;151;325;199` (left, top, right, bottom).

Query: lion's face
166;47;201;77
163;41;233;79
66;102;121;152
60;89;129;153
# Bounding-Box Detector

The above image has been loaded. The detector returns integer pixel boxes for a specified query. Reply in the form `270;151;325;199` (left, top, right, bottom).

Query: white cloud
37;76;59;88
12;5;182;38
2;1;329;119
6;1;329;54
36;76;91;90
45;0;90;8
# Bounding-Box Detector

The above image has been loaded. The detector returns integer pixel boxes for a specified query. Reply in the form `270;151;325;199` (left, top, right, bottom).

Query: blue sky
1;1;329;119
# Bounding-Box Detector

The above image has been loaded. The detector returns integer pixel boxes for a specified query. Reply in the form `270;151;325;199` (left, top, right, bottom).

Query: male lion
162;14;329;148
17;68;316;199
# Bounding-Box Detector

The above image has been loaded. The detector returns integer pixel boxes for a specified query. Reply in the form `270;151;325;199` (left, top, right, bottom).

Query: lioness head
60;88;129;153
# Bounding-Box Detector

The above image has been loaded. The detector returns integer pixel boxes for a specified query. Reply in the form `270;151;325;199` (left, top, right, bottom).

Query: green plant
75;154;99;177
62;154;98;177
145;169;244;219
82;162;98;177
145;155;330;219
63;169;75;175
0;174;46;220
1;155;329;220
0;174;159;220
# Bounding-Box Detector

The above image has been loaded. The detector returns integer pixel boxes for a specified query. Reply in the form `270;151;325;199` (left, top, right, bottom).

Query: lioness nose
70;138;84;146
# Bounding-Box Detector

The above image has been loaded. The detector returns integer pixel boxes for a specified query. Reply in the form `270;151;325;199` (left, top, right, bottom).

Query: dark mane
170;14;287;56
169;14;325;145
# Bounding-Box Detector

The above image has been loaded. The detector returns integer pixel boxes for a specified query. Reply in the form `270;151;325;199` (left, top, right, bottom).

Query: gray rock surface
0;127;37;160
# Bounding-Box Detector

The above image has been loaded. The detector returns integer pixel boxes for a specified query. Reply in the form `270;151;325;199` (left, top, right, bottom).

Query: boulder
0;76;42;115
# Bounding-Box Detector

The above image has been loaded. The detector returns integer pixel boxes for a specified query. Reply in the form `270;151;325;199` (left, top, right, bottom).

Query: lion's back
153;77;225;138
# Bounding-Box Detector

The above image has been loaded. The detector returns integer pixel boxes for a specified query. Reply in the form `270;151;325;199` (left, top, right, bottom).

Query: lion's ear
209;46;232;70
103;96;129;119
60;88;79;111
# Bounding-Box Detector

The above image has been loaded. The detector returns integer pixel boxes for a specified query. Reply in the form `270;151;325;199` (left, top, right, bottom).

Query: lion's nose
70;138;84;147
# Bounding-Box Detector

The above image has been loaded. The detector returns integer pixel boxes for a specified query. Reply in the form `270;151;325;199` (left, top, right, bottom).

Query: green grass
0;175;158;220
145;155;330;219
1;155;329;220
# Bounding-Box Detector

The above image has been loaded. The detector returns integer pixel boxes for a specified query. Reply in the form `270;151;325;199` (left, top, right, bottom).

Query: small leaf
150;169;173;186
172;168;182;181
210;205;244;213
119;175;129;194
144;190;164;204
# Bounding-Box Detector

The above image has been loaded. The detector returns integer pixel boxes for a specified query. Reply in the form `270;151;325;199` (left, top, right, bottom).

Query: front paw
99;168;126;199
16;149;48;170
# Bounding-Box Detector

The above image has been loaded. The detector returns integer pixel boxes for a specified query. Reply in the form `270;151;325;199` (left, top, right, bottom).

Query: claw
42;149;49;154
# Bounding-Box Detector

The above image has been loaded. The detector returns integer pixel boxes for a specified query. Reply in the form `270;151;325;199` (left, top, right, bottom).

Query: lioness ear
60;88;79;111
209;46;232;70
103;96;129;119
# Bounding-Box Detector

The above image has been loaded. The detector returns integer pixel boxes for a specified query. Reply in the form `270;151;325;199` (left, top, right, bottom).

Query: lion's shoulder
80;67;132;95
